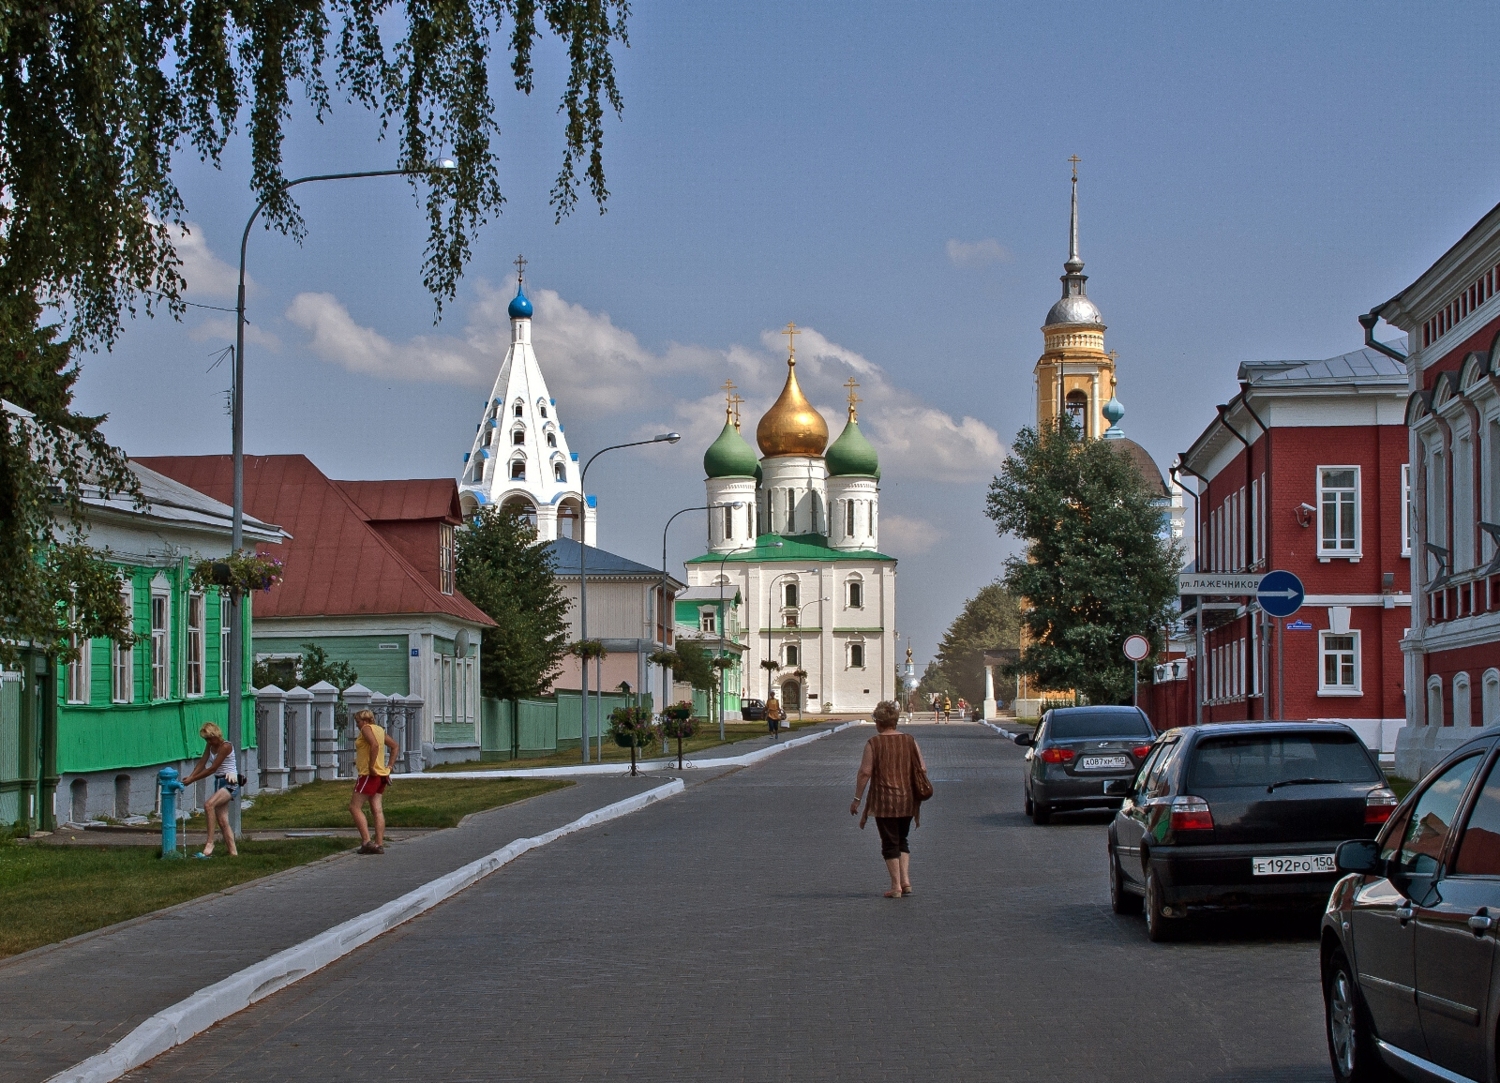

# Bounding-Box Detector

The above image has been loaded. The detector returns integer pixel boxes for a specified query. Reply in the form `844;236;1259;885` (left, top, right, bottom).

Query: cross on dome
514;253;528;282
783;321;800;363
721;378;738;422
844;377;861;421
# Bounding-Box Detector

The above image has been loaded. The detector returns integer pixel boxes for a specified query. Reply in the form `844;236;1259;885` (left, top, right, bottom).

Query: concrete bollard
254;685;288;791
341;684;374;778
403;694;426;773
285;685;314;785
308;680;340;780
158;767;185;859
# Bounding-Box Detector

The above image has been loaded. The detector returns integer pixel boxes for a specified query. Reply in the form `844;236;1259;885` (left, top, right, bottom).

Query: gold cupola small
756;322;829;458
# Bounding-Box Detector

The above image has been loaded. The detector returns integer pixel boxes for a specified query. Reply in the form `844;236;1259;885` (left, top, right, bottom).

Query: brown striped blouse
856;731;927;819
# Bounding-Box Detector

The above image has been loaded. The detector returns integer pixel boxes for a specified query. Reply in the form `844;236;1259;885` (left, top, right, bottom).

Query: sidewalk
0;775;672;1083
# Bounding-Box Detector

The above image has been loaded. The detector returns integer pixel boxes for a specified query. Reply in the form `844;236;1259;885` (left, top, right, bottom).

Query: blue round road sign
1257;569;1305;618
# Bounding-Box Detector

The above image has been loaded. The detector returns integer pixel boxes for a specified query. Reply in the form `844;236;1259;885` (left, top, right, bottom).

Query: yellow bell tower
1035;158;1117;437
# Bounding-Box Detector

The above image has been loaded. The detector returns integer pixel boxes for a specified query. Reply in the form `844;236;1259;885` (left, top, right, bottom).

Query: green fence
480;692;654;761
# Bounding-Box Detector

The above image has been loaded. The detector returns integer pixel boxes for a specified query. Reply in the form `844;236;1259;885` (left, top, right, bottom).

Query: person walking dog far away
851;701;933;897
182;723;239;858
350;708;399;854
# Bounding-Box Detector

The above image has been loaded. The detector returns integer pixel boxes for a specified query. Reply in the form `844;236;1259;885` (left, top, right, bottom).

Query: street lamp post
577;434;680;763
659;503;743;731
764;566;817;717
792;594;829;721
714;541;755;741
228;161;455;836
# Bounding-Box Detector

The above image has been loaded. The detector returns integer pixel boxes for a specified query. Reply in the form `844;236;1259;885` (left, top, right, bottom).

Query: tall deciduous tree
1;1;628;656
918;583;1021;705
986;420;1179;706
456;507;570;701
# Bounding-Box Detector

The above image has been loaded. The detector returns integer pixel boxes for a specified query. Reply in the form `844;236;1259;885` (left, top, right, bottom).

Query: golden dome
756;358;828;458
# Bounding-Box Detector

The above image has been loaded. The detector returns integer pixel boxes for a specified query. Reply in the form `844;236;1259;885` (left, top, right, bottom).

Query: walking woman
182;723;239;858
851;701;931;897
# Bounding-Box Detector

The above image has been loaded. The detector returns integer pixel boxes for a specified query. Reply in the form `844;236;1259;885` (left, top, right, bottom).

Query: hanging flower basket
609;705;657;775
661;701;694;724
659;707;698;769
570;639;608;661
191;551;284;596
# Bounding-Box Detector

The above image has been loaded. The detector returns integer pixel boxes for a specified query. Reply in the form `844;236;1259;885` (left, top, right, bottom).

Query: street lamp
227;159;457;836
764;566;818;716
658;503;743;726
714;539;758;741
577;433;681;762
792;594;829;721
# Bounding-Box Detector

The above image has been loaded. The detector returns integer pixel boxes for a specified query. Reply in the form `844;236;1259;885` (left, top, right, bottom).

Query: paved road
123;725;1333;1082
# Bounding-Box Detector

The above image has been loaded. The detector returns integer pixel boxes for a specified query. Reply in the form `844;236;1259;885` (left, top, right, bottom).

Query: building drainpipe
1217;402;1257;719
1175;459;1210;728
1239;394;1272;719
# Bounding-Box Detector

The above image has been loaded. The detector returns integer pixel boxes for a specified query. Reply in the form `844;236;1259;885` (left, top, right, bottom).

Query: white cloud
164;221;247;298
188;314;280;350
946;237;1010;268
879;514;945;555
285;292;488;384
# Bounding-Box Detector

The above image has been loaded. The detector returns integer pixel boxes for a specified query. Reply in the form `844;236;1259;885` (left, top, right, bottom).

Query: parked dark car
1107;722;1395;941
1015;706;1156;824
1319;728;1500;1083
740;699;766;721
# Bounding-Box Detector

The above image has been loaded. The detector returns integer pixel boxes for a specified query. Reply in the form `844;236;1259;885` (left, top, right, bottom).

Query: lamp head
655;432;682;444
427;159;458;172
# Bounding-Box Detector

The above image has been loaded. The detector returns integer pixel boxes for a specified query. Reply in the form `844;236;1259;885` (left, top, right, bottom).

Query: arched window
510;460;526;481
1454;672;1473;727
845;500;855;537
846;580;863;609
784;644;799;667
849;642;865;669
783;583;798;609
512;429;526;445
553;463;566;482
1427;675;1445;727
546;432;557;447
1483;668;1500;726
786;489;795;533
1065;390;1088;428
723;504;733;537
513;401;524;418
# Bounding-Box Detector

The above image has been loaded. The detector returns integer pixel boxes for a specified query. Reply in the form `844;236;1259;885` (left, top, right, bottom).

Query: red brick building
1367;201;1500;778
1177;346;1410;756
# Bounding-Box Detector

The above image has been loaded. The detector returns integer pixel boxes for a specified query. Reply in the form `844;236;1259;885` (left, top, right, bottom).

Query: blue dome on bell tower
508;283;533;320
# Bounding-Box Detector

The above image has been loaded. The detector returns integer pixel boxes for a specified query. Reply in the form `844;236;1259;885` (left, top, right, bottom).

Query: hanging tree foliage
0;1;629;658
985;419;1180;706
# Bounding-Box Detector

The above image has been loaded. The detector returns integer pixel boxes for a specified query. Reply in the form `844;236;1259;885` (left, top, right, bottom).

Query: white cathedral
457;265;595;543
684;329;897;714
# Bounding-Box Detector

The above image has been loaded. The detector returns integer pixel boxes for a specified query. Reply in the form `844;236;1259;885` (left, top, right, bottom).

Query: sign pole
1276;618;1284;722
1132;660;1138;708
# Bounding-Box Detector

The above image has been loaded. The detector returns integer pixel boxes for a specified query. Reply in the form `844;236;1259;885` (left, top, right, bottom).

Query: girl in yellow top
349;708;399;854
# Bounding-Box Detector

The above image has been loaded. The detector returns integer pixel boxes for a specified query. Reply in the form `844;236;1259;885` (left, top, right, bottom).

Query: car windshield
1187;733;1381;790
1047;712;1151;740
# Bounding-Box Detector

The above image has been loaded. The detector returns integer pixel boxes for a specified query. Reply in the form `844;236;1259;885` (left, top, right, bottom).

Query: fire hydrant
158;767;185;859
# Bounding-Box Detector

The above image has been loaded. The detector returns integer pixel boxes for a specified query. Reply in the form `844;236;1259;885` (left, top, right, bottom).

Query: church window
512;429;526;445
784;583;798;609
849;643;865;669
845;500;855;537
723;504;733;538
510;460;526;481
847;581;863;609
546;432;557;448
513;401;524;418
1318;467;1359;556
786;489;795;533
1065;390;1088;430
540;406;548;418
554;463;566;482
784;644;799;666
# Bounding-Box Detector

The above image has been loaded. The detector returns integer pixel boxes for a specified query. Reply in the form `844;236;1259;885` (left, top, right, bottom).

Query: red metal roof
137;455;493;626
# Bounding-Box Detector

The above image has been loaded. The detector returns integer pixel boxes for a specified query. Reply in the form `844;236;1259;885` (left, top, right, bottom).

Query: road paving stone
118;726;1330;1081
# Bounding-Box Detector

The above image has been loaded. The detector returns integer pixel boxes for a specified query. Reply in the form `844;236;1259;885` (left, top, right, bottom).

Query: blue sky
77;1;1500;671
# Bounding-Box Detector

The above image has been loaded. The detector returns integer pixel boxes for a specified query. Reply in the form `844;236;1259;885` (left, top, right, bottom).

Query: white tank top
215;744;237;778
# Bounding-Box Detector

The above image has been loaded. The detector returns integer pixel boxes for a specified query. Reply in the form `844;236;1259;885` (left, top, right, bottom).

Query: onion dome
826;417;880;479
756;358;828;457
1102;395;1125;437
508;282;533;320
703;418;758;478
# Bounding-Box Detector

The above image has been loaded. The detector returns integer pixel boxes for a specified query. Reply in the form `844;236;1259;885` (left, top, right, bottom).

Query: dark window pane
1186;732;1381;789
1395;753;1483;878
1455;758;1500;876
1047;711;1152;740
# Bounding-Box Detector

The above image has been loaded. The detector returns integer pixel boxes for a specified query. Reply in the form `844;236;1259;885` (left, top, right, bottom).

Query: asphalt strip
45;780;686;1083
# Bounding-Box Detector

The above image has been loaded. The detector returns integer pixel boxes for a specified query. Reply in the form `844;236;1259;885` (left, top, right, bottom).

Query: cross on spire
844;376;861;421
721;378;738;422
513;253;528;283
783;321;800;362
1069;154;1081;180
730;392;745;430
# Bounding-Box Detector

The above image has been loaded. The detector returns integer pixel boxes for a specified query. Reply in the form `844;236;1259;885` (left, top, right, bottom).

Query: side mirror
1013;732;1034;747
1335;839;1381;874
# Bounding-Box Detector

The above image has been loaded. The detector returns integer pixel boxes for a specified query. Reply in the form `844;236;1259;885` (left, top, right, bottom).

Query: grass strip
230;777;570;829
427;721;822;772
0;837;355;958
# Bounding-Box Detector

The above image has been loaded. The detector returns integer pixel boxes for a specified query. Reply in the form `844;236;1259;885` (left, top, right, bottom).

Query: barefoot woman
851;701;928;897
182;723;239;858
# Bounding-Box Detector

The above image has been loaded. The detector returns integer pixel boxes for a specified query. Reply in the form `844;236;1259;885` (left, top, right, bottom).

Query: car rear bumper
1033;775;1132;809
1149;843;1342;909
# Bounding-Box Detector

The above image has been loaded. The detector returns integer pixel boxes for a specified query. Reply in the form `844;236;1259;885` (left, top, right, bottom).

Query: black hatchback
1108;722;1395;941
1319;728;1500;1083
1015;706;1156;824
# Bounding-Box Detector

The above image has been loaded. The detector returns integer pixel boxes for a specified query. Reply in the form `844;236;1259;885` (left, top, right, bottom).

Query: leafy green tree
919;583;1021;705
673;639;715;693
456;507;570;701
986;420;1179;705
1;1;627;660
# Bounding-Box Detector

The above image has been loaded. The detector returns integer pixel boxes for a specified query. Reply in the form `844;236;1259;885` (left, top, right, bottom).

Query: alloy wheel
1328;965;1356;1080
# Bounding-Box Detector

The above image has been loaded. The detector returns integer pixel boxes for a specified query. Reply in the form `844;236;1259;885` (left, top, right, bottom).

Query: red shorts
354;774;389;796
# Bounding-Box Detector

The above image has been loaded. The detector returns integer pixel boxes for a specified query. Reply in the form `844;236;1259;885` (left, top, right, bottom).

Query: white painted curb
979;720;1016;738
406;719;863;779
47;780;685;1083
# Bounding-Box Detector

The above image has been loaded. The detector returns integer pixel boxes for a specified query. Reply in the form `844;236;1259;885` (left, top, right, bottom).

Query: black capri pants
875;816;912;860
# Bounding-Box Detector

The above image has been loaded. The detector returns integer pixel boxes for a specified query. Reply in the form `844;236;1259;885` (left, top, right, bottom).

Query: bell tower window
1065;390;1088;429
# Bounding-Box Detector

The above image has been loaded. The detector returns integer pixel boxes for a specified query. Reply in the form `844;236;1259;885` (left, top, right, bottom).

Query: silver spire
1065;156;1083;274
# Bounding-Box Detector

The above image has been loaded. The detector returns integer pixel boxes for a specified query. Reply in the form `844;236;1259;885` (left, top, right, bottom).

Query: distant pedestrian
851;701;933;897
942;694;952;723
350;708;399;854
765;694;784;741
182;723;239;858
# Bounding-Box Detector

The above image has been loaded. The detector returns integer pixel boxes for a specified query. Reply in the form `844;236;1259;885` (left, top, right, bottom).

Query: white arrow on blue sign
1257;569;1305;618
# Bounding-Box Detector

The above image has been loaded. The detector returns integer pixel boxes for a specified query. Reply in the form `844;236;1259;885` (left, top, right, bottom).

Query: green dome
703;420;758;478
826;418;880;478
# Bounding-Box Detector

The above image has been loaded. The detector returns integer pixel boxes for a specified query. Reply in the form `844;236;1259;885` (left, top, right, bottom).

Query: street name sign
1178;573;1261;595
1257;570;1305;618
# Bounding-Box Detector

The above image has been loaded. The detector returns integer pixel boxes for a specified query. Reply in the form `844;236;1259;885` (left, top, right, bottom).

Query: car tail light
1131;745;1153;760
1365;787;1398;825
1039;747;1075;764
1169;795;1214;832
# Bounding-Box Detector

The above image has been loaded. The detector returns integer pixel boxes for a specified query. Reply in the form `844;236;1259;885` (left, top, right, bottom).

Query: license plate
1252;854;1337;876
1079;755;1131;770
